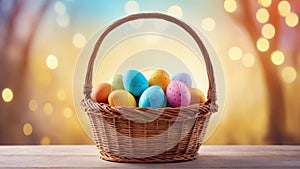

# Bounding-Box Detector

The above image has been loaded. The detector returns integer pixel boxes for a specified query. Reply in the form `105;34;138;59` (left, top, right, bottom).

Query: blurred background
0;0;299;145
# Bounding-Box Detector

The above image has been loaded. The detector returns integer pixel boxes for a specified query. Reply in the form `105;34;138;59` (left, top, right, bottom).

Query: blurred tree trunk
0;0;51;144
229;1;287;144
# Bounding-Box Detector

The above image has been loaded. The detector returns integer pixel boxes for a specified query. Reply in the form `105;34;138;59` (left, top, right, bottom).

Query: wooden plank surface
0;145;299;168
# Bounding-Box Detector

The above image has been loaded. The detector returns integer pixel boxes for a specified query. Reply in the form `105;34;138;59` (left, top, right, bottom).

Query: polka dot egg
166;80;191;107
148;69;170;92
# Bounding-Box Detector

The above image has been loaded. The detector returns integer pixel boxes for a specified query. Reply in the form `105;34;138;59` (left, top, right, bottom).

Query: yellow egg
108;90;136;107
189;88;206;104
148;69;170;92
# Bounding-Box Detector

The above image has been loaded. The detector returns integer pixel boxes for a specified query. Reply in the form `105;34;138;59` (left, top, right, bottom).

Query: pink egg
166;81;191;107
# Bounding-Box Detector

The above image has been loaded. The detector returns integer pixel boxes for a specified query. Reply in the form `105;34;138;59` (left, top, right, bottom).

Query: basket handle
83;13;218;112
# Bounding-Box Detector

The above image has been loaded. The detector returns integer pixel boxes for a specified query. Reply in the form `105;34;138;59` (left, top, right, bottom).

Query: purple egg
166;80;191;107
171;73;192;88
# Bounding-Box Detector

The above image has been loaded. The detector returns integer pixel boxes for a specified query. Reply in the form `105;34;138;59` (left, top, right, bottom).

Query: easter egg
139;86;166;108
166;80;191;107
123;70;149;97
92;82;112;103
189;88;206;104
172;73;192;88
148;69;170;92
108;90;136;107
111;74;124;90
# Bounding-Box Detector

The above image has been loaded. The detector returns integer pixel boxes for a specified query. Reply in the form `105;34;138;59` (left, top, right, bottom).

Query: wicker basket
81;13;218;163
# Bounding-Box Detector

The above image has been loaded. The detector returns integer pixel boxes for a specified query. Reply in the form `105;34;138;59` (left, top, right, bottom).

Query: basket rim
81;98;212;121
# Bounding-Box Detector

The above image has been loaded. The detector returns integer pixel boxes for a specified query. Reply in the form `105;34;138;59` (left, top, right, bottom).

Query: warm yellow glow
224;0;237;13
40;136;51;145
258;0;272;7
285;12;299;27
29;99;38;111
242;53;255;67
256;8;269;23
2;88;13;102
124;0;139;14
54;1;66;15
73;33;86;49
46;54;58;70
278;1;291;17
57;89;66;101
36;70;52;86
271;50;285;65
229;46;243;61
201;17;216;31
282;66;297;83
23;123;33;136
261;23;275;39
256;38;269;52
44;103;53;116
167;5;183;18
63;107;73;118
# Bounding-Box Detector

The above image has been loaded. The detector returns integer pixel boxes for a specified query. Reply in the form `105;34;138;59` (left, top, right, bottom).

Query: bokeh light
40;136;51;145
124;0;139;14
167;5;183;18
282;66;297;83
1;0;300;146
261;23;275;39
229;46;243;61
224;0;237;13
57;89;66;101
23;123;33;136
256;8;269;23
271;50;285;66
54;1;66;15
278;1;291;17
46;54;58;70
28;99;38;111
256;37;269;52
258;0;272;7
201;17;216;31
56;14;70;27
2;88;13;102
63;107;73;118
72;33;86;49
242;53;255;67
44;103;53;116
285;12;299;28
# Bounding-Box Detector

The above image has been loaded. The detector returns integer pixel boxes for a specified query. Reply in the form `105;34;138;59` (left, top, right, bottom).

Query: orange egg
92;82;112;103
189;88;206;104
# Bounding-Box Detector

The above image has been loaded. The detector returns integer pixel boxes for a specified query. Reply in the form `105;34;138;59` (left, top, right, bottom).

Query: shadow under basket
80;13;218;163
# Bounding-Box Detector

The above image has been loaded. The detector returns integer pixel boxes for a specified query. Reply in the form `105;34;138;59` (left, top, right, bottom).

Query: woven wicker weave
81;13;218;163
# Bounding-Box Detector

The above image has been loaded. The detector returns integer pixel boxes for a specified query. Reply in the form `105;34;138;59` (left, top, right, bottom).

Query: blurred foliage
0;0;299;145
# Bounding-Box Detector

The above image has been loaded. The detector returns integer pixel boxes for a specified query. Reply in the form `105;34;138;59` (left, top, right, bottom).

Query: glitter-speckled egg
148;69;170;92
166;80;191;107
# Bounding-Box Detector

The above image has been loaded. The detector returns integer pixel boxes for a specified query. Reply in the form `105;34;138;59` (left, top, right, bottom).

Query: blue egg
123;70;149;97
171;73;192;88
139;86;166;108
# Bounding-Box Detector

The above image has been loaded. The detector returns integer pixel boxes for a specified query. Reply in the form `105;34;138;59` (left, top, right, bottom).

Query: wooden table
0;145;299;168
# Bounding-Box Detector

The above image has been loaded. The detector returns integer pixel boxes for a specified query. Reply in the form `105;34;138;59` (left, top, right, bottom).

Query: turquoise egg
139;86;166;108
123;70;149;97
